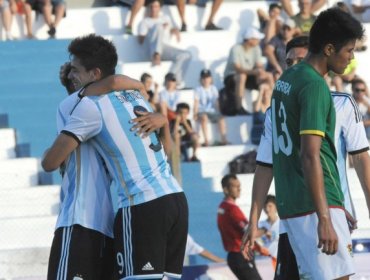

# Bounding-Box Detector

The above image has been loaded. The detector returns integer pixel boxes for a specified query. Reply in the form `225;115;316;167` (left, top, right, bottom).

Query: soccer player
42;34;188;280
242;8;366;279
46;37;153;279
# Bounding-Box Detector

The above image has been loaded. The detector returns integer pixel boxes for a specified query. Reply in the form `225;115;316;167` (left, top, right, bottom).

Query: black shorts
274;233;300;280
114;192;188;279
47;225;114;280
227;252;262;280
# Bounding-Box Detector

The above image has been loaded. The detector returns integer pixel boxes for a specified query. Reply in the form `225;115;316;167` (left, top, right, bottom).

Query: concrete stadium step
0;247;49;280
0;128;16;160
0;158;40;188
0;216;56;250
0;186;60;219
197;144;256;163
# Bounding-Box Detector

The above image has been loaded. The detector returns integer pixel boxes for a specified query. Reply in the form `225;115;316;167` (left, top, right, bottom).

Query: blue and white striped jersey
55;92;114;238
62;90;183;208
257;92;369;217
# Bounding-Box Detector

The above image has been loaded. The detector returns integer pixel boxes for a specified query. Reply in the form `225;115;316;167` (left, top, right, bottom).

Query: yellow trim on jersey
300;130;325;137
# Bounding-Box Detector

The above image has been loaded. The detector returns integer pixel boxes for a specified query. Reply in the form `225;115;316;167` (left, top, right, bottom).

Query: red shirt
217;198;248;252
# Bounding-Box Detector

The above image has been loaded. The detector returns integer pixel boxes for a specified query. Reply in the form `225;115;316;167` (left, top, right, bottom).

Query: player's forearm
249;165;273;226
200;250;224;263
352;152;370;218
84;75;147;98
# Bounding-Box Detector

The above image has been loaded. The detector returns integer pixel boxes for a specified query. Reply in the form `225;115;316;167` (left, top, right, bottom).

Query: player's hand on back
130;111;168;138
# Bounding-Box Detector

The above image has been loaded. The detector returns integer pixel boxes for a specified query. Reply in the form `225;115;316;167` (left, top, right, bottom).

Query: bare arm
83;75;148;100
311;0;326;13
301;134;338;255
352;4;370;13
199;250;225;263
233;63;259;76
352;151;370;219
42;133;79;172
241;165;273;260
264;45;283;76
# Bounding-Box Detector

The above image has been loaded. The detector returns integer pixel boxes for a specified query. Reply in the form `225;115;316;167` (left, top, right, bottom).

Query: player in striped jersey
242;32;370;279
44;36;154;280
42;34;188;280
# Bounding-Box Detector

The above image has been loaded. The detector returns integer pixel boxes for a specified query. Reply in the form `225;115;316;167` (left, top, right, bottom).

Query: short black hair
269;3;281;12
309;8;364;54
68;34;118;78
176;102;190;112
264;194;276;206
221;174;238;188
140;72;152;83
286;36;309;54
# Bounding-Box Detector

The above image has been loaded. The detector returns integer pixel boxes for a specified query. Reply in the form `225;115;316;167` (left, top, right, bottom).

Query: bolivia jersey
55;92;114;238
271;62;343;218
62;90;183;208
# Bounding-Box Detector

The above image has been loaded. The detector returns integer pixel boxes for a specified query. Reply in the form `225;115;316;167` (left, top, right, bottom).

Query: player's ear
90;67;102;81
324;44;335;57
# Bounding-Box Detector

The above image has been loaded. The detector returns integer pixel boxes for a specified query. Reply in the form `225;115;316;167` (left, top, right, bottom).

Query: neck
304;52;328;76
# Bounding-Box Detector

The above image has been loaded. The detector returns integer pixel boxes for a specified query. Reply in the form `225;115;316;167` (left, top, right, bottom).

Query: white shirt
185;234;204;256
159;89;180;111
194;85;219;113
258;218;280;258
138;15;172;42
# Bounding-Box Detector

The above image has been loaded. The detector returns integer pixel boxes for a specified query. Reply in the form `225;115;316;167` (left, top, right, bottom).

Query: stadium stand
0;1;370;279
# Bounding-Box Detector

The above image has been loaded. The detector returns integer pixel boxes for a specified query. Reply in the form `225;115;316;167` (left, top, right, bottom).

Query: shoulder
332;91;362;123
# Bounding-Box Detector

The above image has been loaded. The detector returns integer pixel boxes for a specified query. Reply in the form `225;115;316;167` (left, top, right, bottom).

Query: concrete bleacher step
0;216;56;250
0;158;40;188
0;186;60;219
0;247;49;280
0;128;16;160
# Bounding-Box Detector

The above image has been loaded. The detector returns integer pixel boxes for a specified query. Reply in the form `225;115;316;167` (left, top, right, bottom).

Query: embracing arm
42;133;79;172
83;75;148;100
352;151;370;219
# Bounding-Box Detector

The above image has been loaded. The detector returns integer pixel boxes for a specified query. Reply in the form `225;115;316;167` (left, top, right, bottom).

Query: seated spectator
257;3;283;46
159;72;181;120
351;0;370;22
352;79;370;139
112;0;146;34
24;0;66;38
194;69;228;147
223;27;274;115
137;0;191;87
251;86;271;145
258;195;279;269
0;0;14;40
264;18;295;80
279;0;326;16
170;102;200;162
140;72;159;111
291;0;317;36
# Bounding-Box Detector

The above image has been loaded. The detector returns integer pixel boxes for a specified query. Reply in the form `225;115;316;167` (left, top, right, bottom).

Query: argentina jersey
332;92;369;218
62;90;183;208
56;92;114;238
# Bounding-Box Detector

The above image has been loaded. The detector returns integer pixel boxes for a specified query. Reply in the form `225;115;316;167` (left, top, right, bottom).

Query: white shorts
281;208;355;280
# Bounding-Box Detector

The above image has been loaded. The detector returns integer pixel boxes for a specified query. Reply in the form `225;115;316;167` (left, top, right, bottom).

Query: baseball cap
165;72;176;82
200;69;212;78
243;27;265;40
283;18;296;29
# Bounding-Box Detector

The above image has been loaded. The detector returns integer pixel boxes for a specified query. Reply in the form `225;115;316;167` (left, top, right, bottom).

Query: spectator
352;79;370;138
112;0;146;35
24;0;66;38
291;0;317;35
170;102;200;162
264;18;296;80
223;27;274;115
159;72;181;120
250;86;271;145
351;0;370;22
140;72;159;111
137;0;191;87
217;174;262;280
185;234;225;264
257;3;283;46
0;0;14;40
280;0;326;17
258;195;279;269
193;69;228;147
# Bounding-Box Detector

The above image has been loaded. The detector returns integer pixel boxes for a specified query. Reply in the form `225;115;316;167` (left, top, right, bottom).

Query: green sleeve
298;80;331;137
